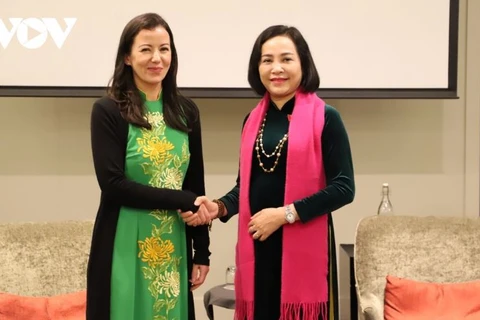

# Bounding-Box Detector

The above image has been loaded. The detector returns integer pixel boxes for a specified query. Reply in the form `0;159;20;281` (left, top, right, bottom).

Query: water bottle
224;265;236;290
377;183;394;215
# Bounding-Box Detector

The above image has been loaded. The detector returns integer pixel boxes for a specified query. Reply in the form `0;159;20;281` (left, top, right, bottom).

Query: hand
180;203;208;226
194;196;219;220
248;207;286;241
190;264;209;290
179;196;219;226
194;201;211;225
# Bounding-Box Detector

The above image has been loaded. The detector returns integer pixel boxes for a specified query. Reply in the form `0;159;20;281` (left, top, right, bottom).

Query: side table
203;284;235;320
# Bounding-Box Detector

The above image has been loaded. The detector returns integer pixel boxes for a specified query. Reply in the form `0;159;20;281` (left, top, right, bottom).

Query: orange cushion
0;293;49;320
384;275;480;320
0;290;86;320
47;290;86;319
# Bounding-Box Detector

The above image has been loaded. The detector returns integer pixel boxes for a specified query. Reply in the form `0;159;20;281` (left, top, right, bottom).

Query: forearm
101;178;198;210
189;224;211;265
293;179;354;223
217;186;238;222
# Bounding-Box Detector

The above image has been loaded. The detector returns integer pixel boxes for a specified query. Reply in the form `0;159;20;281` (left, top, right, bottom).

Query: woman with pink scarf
183;25;355;320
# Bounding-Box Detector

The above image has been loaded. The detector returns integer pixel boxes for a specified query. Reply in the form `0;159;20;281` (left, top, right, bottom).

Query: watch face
286;213;295;223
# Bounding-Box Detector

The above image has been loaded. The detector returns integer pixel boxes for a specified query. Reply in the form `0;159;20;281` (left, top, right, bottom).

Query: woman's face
258;35;302;102
125;26;171;92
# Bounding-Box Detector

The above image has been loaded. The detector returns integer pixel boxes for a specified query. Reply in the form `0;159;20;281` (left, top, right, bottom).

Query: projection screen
0;0;459;98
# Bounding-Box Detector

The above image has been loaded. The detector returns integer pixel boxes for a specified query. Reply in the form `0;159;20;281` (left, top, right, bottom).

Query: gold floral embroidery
145;112;164;127
156;270;181;298
159;167;183;190
135;111;189;319
137;136;175;165
138;237;174;267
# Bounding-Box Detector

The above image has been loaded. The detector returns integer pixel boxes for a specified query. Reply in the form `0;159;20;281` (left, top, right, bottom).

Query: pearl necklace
255;116;288;173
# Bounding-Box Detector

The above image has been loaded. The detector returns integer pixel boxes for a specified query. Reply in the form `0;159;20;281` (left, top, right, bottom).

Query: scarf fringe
280;301;328;320
234;299;254;320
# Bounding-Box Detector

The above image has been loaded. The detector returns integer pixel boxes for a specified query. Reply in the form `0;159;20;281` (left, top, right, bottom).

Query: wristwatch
284;205;296;224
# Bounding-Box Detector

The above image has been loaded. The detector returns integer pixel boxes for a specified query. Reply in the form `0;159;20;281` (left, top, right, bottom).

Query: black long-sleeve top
220;97;355;221
217;96;354;320
86;96;210;320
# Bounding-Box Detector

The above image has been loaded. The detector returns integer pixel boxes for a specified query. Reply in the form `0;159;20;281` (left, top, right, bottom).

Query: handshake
178;196;220;227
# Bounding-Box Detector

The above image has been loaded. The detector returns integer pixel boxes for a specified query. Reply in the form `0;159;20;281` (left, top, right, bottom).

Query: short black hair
247;25;320;96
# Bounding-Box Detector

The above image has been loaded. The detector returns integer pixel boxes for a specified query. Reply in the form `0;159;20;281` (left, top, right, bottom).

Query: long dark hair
247;25;320;96
108;13;197;132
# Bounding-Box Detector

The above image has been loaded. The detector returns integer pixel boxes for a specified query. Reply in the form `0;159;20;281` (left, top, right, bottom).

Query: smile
148;67;163;73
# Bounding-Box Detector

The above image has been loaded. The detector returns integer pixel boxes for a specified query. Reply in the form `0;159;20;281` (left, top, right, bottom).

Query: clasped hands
178;196;218;227
178;196;291;242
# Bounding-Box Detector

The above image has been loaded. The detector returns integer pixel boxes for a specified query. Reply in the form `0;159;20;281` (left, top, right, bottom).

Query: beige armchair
0;220;94;296
353;215;480;320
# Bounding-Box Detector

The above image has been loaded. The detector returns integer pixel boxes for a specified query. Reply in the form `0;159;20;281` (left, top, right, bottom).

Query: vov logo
0;18;77;49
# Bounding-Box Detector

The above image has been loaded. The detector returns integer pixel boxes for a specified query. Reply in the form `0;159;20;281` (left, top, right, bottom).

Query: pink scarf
235;91;329;320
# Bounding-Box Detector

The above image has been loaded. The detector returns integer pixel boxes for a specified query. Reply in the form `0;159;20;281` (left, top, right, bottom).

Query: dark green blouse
219;96;355;221
218;96;354;319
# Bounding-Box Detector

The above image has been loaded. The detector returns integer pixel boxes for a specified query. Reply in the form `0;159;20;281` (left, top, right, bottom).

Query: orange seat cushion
0;293;49;320
384;275;480;320
0;290;86;320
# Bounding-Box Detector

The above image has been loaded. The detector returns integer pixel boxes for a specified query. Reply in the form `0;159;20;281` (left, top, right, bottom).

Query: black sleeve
90;97;198;212
181;99;211;266
293;105;355;222
218;174;240;223
218;113;250;222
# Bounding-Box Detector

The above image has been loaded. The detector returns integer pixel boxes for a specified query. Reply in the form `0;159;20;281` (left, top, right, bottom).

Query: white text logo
0;18;77;49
